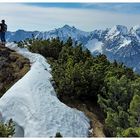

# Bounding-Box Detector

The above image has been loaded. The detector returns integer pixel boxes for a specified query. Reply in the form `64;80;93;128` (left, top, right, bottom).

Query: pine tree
0;119;15;137
129;95;140;127
55;132;63;137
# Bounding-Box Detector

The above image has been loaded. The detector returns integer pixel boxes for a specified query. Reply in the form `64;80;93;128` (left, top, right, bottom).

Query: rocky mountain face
0;44;30;97
101;25;140;73
6;25;90;44
6;24;140;73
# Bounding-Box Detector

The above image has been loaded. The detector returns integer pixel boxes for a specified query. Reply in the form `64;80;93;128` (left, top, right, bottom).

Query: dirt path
84;107;105;137
62;99;105;137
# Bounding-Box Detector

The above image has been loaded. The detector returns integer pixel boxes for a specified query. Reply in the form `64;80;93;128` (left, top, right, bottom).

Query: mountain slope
6;25;90;45
0;43;90;137
6;24;140;73
101;25;140;73
0;44;30;97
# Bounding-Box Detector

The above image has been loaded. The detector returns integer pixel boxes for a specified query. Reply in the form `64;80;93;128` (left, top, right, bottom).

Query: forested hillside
18;37;140;137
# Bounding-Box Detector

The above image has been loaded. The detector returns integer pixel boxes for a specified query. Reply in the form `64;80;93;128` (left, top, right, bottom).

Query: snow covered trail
0;43;90;137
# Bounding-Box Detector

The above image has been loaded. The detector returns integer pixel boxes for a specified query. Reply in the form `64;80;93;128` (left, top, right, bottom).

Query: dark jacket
0;23;7;32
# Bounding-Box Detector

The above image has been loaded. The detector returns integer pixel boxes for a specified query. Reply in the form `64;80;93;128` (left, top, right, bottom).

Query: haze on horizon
0;3;140;32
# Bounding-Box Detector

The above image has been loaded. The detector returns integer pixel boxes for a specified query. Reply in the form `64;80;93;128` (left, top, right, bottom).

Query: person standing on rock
0;20;7;45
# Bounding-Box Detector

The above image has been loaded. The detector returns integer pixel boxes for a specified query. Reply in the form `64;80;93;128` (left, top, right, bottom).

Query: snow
37;25;89;42
0;43;90;137
107;31;120;40
132;25;140;31
86;39;103;53
7;25;90;43
117;39;131;50
106;25;128;40
130;25;140;42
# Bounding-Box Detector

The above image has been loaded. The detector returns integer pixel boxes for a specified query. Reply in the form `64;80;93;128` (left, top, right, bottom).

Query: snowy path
0;43;90;137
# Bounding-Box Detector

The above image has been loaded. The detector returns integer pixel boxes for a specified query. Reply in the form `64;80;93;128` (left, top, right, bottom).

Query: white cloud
0;3;140;31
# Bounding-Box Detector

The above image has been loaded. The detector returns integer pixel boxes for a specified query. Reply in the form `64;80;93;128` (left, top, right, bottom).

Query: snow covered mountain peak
130;25;140;37
59;24;89;35
5;24;140;73
56;24;81;34
131;25;140;31
112;25;128;34
62;24;75;30
106;25;128;39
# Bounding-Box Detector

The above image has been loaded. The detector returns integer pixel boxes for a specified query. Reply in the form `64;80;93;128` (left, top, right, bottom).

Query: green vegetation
121;127;140;137
55;132;63;137
0;45;30;138
18;37;140;137
0;119;15;137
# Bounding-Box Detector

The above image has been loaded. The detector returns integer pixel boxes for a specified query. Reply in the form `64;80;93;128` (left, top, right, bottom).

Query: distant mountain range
6;24;140;74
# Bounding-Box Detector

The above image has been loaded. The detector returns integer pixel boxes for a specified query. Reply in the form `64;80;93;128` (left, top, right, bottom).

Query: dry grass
0;45;30;97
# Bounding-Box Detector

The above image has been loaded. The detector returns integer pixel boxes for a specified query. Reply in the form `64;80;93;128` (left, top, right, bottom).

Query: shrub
55;132;63;137
0;119;15;137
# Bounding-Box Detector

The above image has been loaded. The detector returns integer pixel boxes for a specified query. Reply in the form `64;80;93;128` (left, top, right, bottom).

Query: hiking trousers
0;32;6;43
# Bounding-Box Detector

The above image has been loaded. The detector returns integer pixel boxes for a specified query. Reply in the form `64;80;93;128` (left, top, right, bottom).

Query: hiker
0;20;7;45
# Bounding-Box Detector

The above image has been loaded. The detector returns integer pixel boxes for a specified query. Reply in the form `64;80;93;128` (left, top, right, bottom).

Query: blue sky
26;3;140;14
0;3;140;31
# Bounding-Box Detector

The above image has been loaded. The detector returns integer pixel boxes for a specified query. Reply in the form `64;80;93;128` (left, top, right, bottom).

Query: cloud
81;3;140;14
0;3;140;31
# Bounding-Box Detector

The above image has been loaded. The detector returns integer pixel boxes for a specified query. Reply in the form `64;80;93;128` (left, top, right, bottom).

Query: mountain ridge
0;44;30;98
0;43;90;137
6;24;140;73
